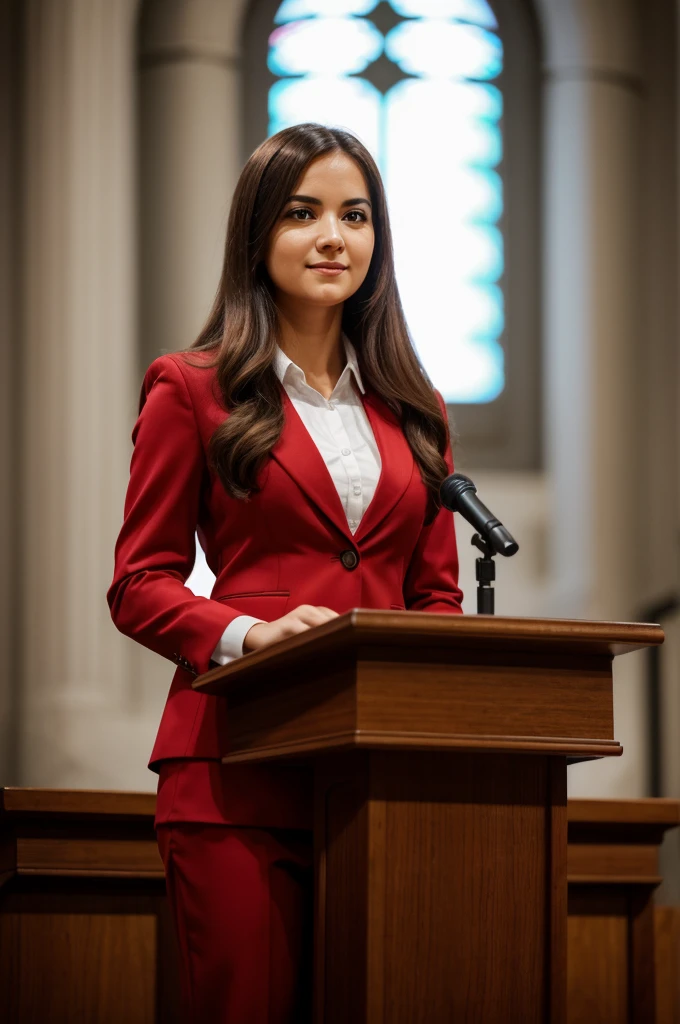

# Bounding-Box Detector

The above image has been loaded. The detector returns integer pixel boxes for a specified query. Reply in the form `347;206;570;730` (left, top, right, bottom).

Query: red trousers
157;824;313;1023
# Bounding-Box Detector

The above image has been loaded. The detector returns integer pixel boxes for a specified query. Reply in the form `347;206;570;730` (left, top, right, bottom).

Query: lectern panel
220;651;619;763
316;752;567;1024
357;652;614;743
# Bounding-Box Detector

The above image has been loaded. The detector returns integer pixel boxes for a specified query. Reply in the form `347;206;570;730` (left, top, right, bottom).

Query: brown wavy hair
180;122;453;524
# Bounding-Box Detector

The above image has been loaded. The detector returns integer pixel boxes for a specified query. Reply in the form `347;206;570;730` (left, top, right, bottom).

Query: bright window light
269;0;505;403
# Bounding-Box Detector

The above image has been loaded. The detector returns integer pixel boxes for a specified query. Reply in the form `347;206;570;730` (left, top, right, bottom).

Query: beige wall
0;0;677;814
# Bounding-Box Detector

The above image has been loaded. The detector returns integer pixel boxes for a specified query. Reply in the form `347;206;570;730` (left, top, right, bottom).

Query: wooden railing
567;797;680;1023
1;788;679;1023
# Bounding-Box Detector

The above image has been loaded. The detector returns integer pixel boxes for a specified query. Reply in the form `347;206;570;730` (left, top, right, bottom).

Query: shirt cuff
210;614;266;665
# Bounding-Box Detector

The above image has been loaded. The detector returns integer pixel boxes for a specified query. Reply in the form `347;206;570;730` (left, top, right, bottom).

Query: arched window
244;0;541;468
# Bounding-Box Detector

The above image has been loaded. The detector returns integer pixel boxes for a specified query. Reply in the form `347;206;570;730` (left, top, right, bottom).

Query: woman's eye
287;208;367;222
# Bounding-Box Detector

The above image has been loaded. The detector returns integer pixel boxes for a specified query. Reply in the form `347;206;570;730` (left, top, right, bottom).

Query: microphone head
439;472;476;512
440;473;520;559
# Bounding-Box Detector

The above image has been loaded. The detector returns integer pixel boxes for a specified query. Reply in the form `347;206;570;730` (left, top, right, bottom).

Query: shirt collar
273;332;366;396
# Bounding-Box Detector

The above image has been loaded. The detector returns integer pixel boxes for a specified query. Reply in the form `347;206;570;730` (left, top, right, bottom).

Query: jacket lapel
271;387;351;539
270;385;415;544
352;390;414;543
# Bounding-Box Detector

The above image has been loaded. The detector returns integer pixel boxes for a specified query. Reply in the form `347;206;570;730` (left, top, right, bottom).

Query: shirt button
340;549;360;570
353;486;361;495
341;448;351;456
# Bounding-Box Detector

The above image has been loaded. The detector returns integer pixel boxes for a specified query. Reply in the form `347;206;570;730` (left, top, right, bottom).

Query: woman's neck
275;303;346;396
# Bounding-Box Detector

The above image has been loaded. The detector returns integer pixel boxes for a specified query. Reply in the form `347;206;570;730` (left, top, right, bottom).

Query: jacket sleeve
402;388;464;614
107;354;244;677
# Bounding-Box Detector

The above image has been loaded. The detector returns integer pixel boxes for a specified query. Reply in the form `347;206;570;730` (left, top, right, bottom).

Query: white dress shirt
210;333;382;666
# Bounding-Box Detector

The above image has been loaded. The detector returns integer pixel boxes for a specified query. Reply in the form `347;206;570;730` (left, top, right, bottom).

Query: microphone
439;473;519;557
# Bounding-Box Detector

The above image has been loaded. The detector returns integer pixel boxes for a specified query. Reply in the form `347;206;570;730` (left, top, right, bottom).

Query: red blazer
107;350;463;773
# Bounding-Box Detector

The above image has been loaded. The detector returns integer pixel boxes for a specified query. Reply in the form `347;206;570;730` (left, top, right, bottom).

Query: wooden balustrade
1;787;679;1022
567;798;680;1024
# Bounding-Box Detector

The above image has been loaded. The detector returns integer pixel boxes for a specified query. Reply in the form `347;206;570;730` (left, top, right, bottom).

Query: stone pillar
537;0;648;795
16;0;252;789
136;0;249;607
0;0;22;783
137;0;247;370
19;0;145;787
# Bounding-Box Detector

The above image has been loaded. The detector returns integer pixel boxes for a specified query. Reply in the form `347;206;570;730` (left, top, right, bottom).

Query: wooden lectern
194;610;663;1024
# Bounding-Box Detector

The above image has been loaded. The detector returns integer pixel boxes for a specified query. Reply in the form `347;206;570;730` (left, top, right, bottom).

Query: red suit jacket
107;350;463;796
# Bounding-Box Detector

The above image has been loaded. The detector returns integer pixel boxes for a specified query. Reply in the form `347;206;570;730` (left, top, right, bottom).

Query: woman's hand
243;604;339;653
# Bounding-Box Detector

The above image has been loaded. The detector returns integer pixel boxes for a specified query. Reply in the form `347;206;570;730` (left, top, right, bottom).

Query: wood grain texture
630;892;657;1021
549;760;568;1021
0;909;156;1023
1;788;165;884
0;787;157;818
195;614;649;1021
567;894;629;1024
358;653;614;738
194;610;664;696
216;649;622;765
568;798;680;827
567;842;661;885
655;905;680;1024
316;751;567;1024
567;799;680;1024
3;787;677;1024
219;730;622;764
15;837;164;878
0;787;180;1024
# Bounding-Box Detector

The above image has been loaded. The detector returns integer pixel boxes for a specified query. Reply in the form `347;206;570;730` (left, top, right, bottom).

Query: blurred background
0;0;678;891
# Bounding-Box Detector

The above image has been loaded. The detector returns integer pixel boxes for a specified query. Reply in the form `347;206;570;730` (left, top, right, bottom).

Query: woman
108;122;463;1023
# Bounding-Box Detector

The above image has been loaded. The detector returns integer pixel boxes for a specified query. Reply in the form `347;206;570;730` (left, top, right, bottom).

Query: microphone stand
471;534;496;615
438;471;519;616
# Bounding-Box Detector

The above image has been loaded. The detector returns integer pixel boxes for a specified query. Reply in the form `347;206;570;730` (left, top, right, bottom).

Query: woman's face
264;151;375;312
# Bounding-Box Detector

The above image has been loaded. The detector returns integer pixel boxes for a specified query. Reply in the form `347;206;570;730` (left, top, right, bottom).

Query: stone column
20;0;144;787
537;0;648;795
0;0;22;783
136;0;249;612
137;0;247;370
18;0;252;789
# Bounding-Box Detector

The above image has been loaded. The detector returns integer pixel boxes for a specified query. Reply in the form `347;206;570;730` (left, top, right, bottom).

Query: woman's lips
308;266;346;276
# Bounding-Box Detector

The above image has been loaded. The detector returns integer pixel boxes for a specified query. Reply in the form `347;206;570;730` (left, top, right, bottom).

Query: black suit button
340;549;359;571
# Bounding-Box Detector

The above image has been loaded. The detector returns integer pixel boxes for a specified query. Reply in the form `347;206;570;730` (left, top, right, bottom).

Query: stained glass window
267;0;504;403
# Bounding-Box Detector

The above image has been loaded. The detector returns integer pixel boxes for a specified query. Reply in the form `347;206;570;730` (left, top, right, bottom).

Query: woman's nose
316;215;344;250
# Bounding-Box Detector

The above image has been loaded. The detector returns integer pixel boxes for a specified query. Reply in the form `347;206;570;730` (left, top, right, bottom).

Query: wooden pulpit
194;610;663;1024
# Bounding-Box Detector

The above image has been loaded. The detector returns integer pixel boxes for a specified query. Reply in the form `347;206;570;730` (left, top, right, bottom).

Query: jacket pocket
213;590;291;621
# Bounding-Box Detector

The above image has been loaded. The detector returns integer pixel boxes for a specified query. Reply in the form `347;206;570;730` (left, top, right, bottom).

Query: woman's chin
298;287;350;307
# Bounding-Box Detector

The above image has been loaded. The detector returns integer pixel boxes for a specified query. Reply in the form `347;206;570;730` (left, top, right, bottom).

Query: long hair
181;122;452;524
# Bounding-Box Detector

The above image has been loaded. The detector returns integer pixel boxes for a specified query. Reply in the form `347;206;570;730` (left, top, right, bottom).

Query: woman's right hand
242;604;339;653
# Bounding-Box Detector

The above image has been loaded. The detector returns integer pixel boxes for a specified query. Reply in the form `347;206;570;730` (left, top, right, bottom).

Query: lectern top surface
193;609;663;695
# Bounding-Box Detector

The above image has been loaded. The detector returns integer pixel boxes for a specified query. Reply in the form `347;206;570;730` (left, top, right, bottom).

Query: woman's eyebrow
285;194;372;209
